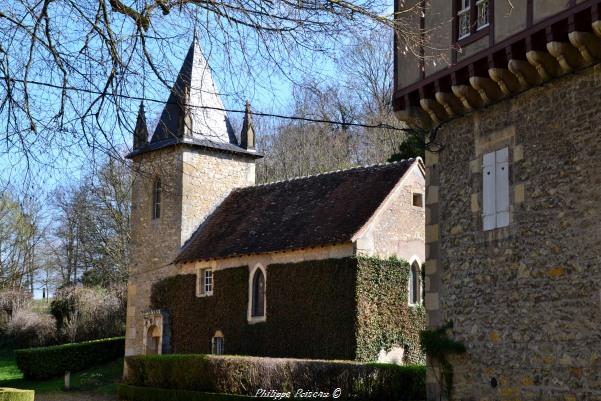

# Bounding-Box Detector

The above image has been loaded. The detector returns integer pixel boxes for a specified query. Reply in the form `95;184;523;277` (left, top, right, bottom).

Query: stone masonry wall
125;145;255;358
355;163;425;264
126;147;183;357
425;64;601;400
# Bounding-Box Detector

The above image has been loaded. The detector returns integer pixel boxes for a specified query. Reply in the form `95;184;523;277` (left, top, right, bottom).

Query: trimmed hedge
0;388;34;401
118;385;254;401
15;336;125;379
124;354;426;401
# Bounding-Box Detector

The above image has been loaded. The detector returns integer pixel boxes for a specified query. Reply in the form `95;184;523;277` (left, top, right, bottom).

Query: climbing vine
355;256;426;364
419;321;466;400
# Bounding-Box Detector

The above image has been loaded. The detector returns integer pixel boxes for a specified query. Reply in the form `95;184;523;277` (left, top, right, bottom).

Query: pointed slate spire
133;102;149;150
151;35;238;145
240;101;256;151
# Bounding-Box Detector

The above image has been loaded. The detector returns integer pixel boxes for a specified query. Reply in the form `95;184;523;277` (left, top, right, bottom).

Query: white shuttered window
482;147;510;231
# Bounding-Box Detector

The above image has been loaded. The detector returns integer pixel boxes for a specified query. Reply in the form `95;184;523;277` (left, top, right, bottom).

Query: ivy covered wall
150;256;425;362
356;257;426;364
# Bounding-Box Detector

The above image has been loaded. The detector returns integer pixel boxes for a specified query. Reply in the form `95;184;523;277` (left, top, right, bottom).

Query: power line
1;76;415;132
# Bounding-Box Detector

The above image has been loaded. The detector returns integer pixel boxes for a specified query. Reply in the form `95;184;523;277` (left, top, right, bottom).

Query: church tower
125;36;261;357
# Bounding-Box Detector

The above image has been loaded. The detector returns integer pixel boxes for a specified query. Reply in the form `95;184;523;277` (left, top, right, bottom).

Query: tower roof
128;36;261;159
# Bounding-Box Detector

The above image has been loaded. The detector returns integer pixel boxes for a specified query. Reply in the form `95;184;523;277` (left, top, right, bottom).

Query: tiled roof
175;159;420;263
151;36;238;146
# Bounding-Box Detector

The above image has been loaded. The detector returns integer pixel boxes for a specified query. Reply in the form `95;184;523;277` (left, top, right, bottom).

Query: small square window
412;193;424;208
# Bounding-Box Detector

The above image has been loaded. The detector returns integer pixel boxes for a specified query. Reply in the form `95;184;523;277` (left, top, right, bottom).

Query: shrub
0;388;34;401
118;385;254;401
124;354;426;401
6;310;56;348
0;289;33;339
50;286;125;342
15;337;124;380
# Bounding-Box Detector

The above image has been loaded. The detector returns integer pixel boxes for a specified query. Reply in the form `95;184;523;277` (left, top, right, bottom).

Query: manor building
124;37;426;365
394;0;601;399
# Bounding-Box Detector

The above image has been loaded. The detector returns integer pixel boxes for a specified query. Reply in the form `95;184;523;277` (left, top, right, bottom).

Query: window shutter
196;270;202;296
495;147;510;228
482;151;496;231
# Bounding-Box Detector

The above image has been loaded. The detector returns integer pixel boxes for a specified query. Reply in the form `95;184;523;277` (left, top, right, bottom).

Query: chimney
240;101;256;151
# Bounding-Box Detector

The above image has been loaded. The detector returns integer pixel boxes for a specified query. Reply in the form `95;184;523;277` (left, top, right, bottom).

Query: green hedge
125;354;426;401
0;388;34;401
118;385;254;401
15;337;125;379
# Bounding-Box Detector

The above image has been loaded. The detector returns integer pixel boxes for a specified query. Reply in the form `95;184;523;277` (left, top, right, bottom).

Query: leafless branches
0;0;425;181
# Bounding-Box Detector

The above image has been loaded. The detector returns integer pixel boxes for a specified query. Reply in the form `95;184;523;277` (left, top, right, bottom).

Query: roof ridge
244;158;417;190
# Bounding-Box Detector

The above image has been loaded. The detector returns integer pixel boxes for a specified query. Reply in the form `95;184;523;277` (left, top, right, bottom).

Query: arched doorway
146;325;160;355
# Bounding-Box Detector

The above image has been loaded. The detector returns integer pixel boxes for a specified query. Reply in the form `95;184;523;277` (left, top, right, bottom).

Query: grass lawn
0;348;122;396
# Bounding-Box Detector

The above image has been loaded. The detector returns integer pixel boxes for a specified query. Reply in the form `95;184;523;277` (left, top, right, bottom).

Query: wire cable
0;76;415;132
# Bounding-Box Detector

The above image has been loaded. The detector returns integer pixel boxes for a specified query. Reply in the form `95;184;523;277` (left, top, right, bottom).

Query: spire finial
134;102;149;150
241;100;256;151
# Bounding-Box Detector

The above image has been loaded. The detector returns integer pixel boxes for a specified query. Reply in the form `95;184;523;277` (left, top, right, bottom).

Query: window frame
454;0;492;46
196;267;214;297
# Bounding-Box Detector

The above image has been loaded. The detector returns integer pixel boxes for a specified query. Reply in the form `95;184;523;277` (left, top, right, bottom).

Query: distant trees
0;192;42;291
48;158;131;288
0;156;131;296
256;31;420;183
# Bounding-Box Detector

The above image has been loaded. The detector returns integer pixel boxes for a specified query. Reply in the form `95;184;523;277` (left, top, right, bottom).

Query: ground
0;348;120;401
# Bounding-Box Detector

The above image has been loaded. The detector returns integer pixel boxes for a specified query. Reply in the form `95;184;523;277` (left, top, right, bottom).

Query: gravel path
35;392;118;401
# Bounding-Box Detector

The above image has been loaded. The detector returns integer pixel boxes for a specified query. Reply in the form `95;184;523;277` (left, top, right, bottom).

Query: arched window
146;325;160;355
211;330;224;355
152;178;161;219
251;269;265;317
409;261;421;305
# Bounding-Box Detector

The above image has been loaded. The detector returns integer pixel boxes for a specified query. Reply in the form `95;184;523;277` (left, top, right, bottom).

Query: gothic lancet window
409;261;421;305
251;269;265;317
153;178;161;219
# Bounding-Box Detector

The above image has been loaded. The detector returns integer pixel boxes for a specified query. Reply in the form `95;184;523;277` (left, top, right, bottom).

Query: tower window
152;178;161;219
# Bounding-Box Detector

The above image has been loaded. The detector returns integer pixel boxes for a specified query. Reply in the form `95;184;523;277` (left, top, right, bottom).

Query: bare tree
46;157;130;287
0;190;43;290
0;0;425;180
256;30;409;183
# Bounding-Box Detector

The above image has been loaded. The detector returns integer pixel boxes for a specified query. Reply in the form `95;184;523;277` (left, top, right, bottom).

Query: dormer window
152;178;161;220
456;0;491;42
